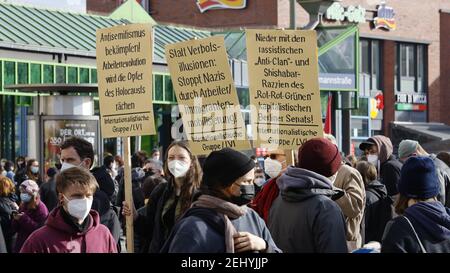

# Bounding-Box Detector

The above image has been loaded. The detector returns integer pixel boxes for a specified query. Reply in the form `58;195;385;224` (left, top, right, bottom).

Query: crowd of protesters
0;135;449;253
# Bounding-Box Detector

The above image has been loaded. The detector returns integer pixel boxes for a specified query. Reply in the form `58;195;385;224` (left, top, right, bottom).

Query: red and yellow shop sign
196;0;247;13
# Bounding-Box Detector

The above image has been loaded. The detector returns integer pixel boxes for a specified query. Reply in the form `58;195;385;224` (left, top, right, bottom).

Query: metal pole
290;0;296;29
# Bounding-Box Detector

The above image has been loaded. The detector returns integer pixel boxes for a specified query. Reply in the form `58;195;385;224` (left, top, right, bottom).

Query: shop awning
391;122;450;153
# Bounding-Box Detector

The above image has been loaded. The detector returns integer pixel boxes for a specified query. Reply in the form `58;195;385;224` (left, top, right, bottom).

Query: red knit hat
297;138;342;177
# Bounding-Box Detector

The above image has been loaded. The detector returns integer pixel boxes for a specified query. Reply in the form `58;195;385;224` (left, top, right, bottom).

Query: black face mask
230;184;255;206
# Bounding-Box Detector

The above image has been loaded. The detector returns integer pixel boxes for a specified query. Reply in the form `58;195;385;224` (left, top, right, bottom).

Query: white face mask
254;177;266;187
60;161;83;172
63;195;93;222
264;159;282;178
168;160;190;178
1;170;6;176
367;154;379;166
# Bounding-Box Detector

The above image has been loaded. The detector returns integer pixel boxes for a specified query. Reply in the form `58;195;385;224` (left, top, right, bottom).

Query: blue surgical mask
20;193;32;203
31;166;39;174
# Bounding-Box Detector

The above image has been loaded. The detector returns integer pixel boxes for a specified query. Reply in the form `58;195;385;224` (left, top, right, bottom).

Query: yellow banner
165;36;251;155
246;29;323;150
96;24;155;138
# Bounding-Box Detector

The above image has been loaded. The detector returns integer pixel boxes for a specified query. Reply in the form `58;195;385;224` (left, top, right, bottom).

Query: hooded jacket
333;164;366;250
20;207;117;253
364;180;393;243
12;200;48;253
381;201;450;253
268;166;348;253
368;136;403;196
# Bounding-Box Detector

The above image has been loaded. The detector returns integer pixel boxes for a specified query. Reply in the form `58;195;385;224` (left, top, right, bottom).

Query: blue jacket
382;201;450;253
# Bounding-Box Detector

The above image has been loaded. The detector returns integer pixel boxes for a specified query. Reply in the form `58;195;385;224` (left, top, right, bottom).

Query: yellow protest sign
96;23;155;138
246;29;324;150
165;36;251;155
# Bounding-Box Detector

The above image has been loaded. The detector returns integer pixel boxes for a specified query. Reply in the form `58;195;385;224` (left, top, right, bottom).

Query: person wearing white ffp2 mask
122;142;202;253
59;138;93;173
19;166;118;253
264;158;282;179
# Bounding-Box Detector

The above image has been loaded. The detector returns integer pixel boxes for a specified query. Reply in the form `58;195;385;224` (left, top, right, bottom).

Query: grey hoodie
268;166;348;253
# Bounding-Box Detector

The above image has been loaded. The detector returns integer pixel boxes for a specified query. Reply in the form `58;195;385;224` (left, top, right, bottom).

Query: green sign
326;2;366;23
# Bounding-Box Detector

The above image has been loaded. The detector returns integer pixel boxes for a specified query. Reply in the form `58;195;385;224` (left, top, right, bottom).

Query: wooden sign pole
285;149;295;167
123;136;134;253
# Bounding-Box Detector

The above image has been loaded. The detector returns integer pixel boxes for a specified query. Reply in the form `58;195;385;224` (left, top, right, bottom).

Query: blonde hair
0;175;15;197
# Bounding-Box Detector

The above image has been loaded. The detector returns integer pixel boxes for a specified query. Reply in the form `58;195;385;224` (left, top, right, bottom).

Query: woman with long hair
123;141;202;252
381;157;450;253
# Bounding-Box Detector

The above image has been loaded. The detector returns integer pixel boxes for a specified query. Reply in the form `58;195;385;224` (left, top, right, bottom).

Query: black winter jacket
364;180;393;243
380;155;403;197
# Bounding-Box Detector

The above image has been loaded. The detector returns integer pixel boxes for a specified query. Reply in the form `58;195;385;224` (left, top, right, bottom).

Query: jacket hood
404;201;450;242
276;166;344;202
366;180;388;198
46;207;101;236
369;136;393;164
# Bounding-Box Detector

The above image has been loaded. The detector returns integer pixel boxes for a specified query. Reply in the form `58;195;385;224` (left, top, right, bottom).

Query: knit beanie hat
202;148;255;188
398;156;440;199
20;180;39;196
297;138;342;177
398;139;419;159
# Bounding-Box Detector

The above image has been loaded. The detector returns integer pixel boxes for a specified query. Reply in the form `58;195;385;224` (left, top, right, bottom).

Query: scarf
192;195;246;253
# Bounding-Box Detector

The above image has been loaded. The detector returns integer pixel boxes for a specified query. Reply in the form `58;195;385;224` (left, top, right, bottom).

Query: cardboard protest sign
96;23;155;138
165;36;251;155
246;29;323;150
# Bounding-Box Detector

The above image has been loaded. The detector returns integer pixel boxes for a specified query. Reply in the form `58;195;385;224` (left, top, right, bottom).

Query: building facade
90;0;450;153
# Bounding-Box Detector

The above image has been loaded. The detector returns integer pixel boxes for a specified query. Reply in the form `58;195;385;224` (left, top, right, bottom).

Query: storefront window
18;63;28;84
80;68;89;83
154;74;164;101
4;61;16;85
351;97;370;142
55;66;66;83
68;67;78;83
396;43;427;93
351;97;369;116
351;118;369;138
164;75;175;102
31;64;41;84
90;69;97;83
418;45;425;93
43;64;54;83
236;88;249;108
359;39;381;93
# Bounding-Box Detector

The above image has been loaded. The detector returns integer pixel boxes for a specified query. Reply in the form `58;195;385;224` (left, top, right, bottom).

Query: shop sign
396;103;427;111
325;2;366;24
196;0;247;13
319;73;356;90
374;2;396;30
396;93;427;104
